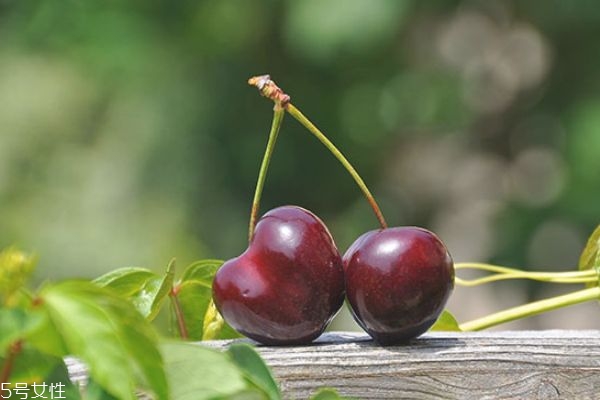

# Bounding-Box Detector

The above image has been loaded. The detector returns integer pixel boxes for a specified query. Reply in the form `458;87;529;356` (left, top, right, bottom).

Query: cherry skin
343;227;454;345
212;205;345;345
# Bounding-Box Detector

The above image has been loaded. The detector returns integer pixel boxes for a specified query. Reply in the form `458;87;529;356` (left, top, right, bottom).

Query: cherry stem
285;103;388;229
248;74;388;230
459;286;600;331
169;287;189;340
1;339;23;384
248;105;286;242
455;262;599;286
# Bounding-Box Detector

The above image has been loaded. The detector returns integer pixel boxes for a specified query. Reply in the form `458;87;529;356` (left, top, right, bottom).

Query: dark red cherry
212;205;345;345
343;227;454;345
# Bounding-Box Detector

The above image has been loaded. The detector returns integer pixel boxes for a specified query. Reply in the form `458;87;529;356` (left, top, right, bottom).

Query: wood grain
67;330;600;399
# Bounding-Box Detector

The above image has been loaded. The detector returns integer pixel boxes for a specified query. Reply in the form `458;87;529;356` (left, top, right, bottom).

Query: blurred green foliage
0;0;599;297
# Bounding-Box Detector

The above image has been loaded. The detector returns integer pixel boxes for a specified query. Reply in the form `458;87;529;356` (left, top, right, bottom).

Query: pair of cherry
212;76;454;346
213;205;454;345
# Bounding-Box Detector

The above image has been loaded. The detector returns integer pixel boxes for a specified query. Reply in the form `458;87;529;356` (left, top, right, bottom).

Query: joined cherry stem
285;104;388;230
247;75;388;233
452;262;600;330
455;262;599;286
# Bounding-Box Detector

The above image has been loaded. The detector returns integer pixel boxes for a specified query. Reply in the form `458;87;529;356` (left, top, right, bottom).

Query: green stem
286;104;388;229
248;106;286;241
459;286;600;331
455;263;598;286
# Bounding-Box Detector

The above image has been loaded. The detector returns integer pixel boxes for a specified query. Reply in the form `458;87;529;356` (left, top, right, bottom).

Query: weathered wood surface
207;331;600;399
67;330;600;399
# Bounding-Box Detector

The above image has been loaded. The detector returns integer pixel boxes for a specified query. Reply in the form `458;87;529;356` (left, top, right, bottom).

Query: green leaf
153;258;177;318
310;388;350;400
172;259;240;340
0;346;61;384
202;299;242;340
227;343;280;400
202;299;223;340
160;341;250;400
175;280;241;341
218;320;243;340
5;359;84;400
578;225;600;288
429;310;462;332
94;267;161;318
85;379;121;400
26;306;69;357
41;281;168;400
180;259;223;284
173;279;212;340
94;267;156;294
94;259;175;321
0;308;44;354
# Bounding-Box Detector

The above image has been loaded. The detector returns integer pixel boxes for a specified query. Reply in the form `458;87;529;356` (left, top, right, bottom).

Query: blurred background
1;0;599;330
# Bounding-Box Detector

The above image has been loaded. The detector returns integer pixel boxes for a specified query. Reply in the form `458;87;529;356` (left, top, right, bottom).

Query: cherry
343;227;454;345
245;76;453;345
212;205;345;345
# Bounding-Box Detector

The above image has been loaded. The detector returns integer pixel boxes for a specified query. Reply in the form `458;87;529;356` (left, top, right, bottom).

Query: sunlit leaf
180;259;223;284
429;310;462;332
93;267;154;293
160;341;250;400
94;259;175;321
26;307;69;358
578;225;600;289
202;299;241;340
152;258;177;319
41;281;168;400
227;343;280;400
202;299;224;340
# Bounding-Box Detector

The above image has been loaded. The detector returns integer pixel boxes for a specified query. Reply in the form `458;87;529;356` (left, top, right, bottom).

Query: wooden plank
67;330;600;399
207;331;600;399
